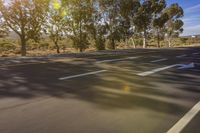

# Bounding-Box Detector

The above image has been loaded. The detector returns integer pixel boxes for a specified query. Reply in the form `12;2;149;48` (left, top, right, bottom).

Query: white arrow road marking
177;63;195;69
137;64;178;76
137;62;197;76
167;101;200;133
96;57;140;64
137;63;197;76
150;58;168;63
59;70;107;80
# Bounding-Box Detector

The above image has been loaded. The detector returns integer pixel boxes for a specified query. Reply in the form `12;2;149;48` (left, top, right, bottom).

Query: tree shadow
0;57;199;115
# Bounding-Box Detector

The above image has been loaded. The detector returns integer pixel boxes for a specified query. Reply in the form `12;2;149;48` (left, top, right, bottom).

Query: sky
167;0;200;36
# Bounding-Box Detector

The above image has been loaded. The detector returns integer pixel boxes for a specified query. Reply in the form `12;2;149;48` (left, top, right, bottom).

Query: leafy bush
39;42;50;50
0;42;16;52
27;41;39;50
95;37;106;50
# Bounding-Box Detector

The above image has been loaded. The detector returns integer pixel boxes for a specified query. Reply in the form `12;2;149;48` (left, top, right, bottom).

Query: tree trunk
55;41;60;54
111;38;115;50
20;37;26;56
143;30;147;48
168;38;172;47
125;38;128;48
131;37;136;48
79;47;83;52
157;31;160;48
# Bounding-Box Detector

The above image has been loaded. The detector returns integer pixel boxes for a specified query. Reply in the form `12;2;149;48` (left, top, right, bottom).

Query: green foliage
44;0;68;53
133;0;172;48
99;0;134;49
0;0;186;56
0;42;16;52
63;0;93;52
164;3;184;47
180;37;188;44
95;37;106;51
0;0;49;56
71;35;90;52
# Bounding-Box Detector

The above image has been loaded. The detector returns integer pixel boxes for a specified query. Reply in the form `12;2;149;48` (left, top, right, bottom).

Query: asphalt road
0;47;200;133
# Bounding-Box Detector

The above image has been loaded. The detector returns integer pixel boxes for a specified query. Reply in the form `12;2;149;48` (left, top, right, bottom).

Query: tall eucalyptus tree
164;3;184;47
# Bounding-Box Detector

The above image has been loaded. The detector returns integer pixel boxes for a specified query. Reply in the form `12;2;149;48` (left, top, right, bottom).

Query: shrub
0;42;16;52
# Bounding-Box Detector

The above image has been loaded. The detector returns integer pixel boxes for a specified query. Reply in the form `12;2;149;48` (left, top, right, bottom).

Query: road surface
0;47;200;133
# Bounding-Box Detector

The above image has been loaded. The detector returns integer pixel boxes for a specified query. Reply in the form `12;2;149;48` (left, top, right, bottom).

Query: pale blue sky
167;0;200;36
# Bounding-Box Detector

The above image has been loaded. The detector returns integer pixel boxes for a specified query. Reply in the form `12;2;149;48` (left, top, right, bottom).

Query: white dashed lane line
137;64;178;76
95;56;140;64
150;58;168;63
59;70;107;80
192;53;199;55
176;54;187;58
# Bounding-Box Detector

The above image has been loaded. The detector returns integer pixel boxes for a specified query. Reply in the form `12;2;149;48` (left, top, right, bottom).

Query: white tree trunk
143;30;147;48
143;37;147;48
168;38;172;47
131;37;136;48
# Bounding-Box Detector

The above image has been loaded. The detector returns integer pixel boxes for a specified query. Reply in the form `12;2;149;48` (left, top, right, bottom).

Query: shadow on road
0;46;200;114
0;56;199;115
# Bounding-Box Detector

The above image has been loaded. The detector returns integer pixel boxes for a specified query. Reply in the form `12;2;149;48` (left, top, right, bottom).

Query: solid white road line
167;101;200;133
192;53;199;55
150;58;168;63
96;56;140;64
137;64;177;76
59;70;107;80
176;54;187;58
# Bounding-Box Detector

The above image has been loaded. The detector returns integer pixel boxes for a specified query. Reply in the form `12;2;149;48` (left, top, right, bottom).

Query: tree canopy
0;0;184;56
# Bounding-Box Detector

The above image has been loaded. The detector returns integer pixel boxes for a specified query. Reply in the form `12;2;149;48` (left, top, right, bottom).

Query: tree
87;0;107;51
133;0;152;48
133;0;167;48
0;14;8;38
153;13;169;47
164;3;184;47
45;0;68;53
0;0;49;56
63;0;93;52
98;0;124;50
118;0;140;48
152;0;168;48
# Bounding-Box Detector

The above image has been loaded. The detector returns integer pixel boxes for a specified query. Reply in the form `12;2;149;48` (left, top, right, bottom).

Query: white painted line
177;63;195;69
150;58;168;63
96;56;139;64
176;54;187;58
59;70;107;80
137;64;177;76
167;101;200;133
192;53;199;55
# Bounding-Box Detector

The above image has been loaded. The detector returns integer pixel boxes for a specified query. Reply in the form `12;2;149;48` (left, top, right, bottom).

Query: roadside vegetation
0;0;197;57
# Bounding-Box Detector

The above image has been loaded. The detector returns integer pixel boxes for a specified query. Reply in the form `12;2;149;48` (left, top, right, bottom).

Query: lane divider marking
150;58;168;63
192;53;199;55
167;101;200;133
59;70;107;80
137;64;178;76
96;57;140;64
176;54;187;58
